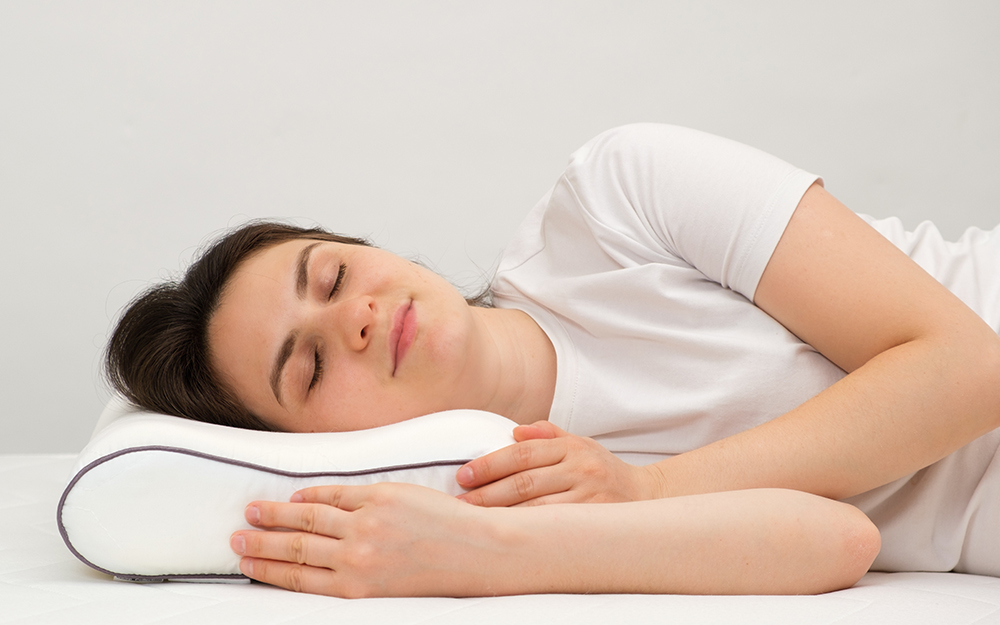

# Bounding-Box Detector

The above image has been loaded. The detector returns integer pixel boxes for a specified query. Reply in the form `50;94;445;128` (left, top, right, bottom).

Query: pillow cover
58;397;517;582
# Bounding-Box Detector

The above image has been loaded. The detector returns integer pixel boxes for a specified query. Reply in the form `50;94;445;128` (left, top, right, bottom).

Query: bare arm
653;184;1000;499
459;184;1000;505
231;483;879;597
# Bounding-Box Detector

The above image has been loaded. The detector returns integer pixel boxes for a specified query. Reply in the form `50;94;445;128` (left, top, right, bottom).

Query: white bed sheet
3;454;1000;625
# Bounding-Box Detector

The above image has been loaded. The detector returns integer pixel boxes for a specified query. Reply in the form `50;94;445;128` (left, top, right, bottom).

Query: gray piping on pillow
56;445;471;582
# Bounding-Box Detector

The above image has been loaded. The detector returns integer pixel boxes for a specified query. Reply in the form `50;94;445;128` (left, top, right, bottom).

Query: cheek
322;375;444;432
316;370;404;431
419;311;472;379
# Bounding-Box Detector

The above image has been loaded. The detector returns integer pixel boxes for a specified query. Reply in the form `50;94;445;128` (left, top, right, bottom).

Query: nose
323;295;374;352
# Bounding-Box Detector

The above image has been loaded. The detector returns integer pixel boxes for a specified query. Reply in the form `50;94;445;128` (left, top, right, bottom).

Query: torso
491;122;1000;575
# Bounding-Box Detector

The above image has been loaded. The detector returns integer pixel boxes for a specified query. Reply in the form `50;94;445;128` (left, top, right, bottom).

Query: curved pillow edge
59;405;518;581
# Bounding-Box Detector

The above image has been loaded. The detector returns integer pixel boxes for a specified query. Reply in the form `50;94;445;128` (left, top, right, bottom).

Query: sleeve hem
737;170;823;300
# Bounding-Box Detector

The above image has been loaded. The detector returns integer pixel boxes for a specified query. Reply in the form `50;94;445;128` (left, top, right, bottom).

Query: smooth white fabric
491;123;1000;575
59;398;517;579
14;455;1000;625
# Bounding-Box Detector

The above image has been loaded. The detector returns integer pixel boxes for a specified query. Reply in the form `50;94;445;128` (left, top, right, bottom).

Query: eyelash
309;351;323;391
328;262;347;300
309;262;347;392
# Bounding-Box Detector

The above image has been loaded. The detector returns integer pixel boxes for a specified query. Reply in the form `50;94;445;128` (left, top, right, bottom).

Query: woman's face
208;239;490;432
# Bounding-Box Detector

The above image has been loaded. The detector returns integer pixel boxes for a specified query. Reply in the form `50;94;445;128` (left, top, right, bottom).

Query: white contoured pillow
58;397;517;582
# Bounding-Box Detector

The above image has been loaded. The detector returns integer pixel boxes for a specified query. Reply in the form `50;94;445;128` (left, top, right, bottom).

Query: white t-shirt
491;123;1000;575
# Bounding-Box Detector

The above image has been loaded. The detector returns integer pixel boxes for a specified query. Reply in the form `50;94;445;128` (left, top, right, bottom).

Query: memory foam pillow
58;397;517;582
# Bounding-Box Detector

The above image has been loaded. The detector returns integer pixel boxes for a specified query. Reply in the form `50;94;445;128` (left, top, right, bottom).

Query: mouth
390;300;416;376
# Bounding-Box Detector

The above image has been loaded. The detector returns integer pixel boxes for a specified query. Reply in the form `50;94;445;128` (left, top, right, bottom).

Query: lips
390;301;416;376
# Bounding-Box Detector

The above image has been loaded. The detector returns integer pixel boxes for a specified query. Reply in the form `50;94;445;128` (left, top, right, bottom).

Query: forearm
234;482;878;597
484;489;878;595
651;329;1000;500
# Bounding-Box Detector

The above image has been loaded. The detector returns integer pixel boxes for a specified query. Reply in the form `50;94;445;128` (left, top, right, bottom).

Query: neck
470;306;556;425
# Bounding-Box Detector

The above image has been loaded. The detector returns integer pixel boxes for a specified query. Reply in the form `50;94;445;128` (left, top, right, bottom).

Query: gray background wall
1;1;997;453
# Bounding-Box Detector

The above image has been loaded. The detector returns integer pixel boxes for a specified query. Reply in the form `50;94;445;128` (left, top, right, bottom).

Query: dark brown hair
105;221;372;430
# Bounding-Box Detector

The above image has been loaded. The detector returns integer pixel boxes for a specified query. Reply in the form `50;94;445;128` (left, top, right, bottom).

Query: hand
456;421;664;506
230;483;507;598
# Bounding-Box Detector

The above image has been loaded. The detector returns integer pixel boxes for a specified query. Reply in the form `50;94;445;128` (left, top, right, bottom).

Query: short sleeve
560;124;820;300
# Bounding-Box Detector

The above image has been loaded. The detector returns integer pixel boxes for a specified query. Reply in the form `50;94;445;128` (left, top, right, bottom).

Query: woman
107;124;1000;597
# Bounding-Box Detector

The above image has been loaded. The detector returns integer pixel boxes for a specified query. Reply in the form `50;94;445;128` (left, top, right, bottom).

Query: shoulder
566;123;717;170
562;123;797;204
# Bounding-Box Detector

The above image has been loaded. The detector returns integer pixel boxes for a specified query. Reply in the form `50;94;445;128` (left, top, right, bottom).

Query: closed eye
307;263;343;395
328;263;347;300
309;349;323;391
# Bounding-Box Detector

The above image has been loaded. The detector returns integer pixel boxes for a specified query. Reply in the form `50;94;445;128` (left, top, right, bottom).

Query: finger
456;438;567;488
512;420;567;442
457;466;573;507
244;500;347;537
232;528;337;568
239;557;338;595
291;484;370;511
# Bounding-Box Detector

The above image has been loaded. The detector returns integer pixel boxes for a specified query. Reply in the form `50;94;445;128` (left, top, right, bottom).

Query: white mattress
4;454;1000;624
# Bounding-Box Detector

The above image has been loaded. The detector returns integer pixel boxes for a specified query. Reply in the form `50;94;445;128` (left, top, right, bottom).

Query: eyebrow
270;241;323;406
270;332;298;407
295;242;322;298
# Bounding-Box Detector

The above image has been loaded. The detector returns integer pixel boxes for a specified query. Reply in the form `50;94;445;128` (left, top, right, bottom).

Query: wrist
471;505;582;595
460;506;542;595
640;461;671;499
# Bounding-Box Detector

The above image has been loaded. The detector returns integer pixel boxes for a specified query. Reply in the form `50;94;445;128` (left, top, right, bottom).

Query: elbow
954;325;1000;434
762;492;879;595
823;505;880;593
979;334;1000;431
920;320;1000;438
845;509;880;585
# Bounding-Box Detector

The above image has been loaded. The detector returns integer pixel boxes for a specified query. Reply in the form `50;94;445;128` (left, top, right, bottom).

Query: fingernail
240;557;254;576
245;505;260;524
231;534;245;555
457;466;473;485
290;492;304;503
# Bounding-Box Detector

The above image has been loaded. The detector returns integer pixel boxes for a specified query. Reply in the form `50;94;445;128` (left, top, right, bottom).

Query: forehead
217;239;311;317
240;237;328;277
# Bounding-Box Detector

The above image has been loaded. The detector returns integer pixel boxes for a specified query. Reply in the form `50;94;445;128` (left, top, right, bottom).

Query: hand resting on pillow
455;421;663;506
58;400;520;581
